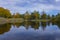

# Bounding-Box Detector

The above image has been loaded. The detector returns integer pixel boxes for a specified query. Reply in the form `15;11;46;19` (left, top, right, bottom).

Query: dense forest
0;7;60;22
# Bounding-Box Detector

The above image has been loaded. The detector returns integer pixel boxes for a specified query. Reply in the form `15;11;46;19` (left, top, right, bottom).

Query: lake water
0;21;60;40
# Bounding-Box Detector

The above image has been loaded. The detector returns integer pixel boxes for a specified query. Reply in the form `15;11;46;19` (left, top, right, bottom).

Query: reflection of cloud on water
0;25;60;40
0;22;60;40
0;31;60;40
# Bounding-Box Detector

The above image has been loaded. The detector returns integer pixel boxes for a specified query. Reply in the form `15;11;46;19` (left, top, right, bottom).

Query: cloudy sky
0;0;60;15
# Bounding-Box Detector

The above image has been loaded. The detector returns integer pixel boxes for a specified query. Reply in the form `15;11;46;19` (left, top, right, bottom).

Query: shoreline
0;18;51;24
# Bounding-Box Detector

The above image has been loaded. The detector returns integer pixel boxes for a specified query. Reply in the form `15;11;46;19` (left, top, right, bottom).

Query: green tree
41;11;47;19
56;13;60;22
31;10;40;20
51;15;56;22
47;15;51;19
24;11;30;20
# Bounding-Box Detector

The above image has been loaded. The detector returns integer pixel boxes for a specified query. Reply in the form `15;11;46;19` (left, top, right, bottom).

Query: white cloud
55;0;60;2
39;0;48;2
0;0;60;14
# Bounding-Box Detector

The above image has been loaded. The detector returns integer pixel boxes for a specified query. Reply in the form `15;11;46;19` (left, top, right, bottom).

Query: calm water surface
0;22;60;40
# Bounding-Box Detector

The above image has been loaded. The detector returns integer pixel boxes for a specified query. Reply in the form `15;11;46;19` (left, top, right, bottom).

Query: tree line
0;7;60;22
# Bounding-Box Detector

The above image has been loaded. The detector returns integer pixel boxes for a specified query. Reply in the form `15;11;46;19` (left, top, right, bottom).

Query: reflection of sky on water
0;24;60;40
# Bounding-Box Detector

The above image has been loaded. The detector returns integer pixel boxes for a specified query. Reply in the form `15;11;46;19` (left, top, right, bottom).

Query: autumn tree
13;13;20;18
0;7;11;18
12;12;22;18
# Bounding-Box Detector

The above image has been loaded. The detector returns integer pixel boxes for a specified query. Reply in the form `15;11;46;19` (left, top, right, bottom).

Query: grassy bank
0;18;24;24
0;18;51;24
8;18;24;23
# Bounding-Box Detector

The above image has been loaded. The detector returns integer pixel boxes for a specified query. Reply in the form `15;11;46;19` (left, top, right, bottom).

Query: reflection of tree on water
10;21;60;31
52;22;56;25
23;21;31;29
12;23;23;28
55;22;60;28
41;22;47;30
0;23;11;34
12;21;60;31
31;21;40;30
51;21;60;28
0;21;60;35
22;21;40;30
47;22;50;26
